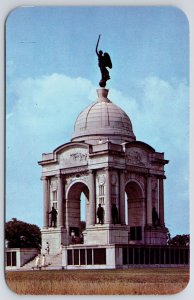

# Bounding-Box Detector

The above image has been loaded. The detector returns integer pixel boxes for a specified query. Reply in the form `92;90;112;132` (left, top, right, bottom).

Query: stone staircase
20;253;62;271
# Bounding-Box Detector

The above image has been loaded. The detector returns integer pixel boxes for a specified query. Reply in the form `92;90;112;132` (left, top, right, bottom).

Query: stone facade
39;88;169;256
5;248;39;270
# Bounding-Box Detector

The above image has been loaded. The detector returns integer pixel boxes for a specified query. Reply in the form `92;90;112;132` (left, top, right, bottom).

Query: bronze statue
111;203;119;224
97;204;104;224
152;206;160;227
48;206;58;227
96;34;112;87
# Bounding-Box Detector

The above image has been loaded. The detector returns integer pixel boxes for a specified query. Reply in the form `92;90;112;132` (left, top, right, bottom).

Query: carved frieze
61;166;88;175
65;173;89;189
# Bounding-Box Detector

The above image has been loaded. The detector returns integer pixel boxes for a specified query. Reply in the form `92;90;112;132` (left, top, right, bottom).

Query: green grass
5;267;190;295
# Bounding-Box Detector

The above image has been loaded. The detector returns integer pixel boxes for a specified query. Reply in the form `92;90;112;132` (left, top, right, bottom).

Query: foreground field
5;267;189;295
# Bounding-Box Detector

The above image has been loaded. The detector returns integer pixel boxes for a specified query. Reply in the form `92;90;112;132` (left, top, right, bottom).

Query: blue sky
6;6;189;237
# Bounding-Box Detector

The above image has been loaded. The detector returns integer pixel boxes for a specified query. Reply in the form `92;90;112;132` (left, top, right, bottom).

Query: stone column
159;177;165;226
105;168;111;224
119;170;126;225
57;174;64;228
88;170;96;225
146;175;152;226
42;176;49;228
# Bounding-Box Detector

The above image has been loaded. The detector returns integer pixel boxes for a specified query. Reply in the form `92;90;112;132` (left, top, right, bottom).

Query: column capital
104;166;113;172
88;169;94;175
146;173;155;178
119;169;127;174
55;173;63;179
41;175;48;181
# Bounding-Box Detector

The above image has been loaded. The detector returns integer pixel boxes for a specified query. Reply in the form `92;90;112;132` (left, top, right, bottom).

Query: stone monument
38;41;170;268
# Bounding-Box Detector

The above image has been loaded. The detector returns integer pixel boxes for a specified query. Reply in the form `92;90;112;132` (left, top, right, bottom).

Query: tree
168;234;190;247
5;218;41;249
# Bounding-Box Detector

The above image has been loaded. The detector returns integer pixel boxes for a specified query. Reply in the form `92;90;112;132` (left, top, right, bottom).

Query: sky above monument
6;6;189;237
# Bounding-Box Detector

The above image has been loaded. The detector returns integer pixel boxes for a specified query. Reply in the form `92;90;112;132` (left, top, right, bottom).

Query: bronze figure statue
97;204;104;224
48;206;58;227
96;34;112;87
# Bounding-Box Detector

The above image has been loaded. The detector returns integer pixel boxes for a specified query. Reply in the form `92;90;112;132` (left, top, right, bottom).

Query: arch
66;181;89;241
125;180;145;241
125;178;145;198
125;141;155;153
66;180;89;200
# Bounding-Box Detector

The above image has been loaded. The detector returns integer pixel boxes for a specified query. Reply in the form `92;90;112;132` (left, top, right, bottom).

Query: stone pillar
42;176;49;228
159;177;165;226
146;175;152;226
88;170;96;225
105;168;111;224
119;170;126;225
57;174;64;228
65;198;69;230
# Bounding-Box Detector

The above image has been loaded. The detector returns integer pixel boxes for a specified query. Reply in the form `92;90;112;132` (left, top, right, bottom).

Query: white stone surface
5;248;38;270
39;88;169;259
72;89;136;145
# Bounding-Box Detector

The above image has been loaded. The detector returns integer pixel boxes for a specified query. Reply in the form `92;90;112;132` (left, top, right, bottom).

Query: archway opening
125;181;144;241
67;182;89;240
80;192;86;231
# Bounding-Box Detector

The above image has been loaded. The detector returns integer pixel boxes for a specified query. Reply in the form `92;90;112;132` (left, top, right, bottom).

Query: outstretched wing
104;52;112;69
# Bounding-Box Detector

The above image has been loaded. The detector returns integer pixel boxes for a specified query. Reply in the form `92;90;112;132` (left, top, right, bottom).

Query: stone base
41;227;68;255
83;224;128;245
61;242;188;269
144;225;168;245
62;244;117;269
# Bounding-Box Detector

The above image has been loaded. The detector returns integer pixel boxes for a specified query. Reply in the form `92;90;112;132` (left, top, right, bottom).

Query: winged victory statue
96;34;112;87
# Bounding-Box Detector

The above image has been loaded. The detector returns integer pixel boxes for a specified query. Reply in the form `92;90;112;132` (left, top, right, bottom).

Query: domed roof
71;89;136;145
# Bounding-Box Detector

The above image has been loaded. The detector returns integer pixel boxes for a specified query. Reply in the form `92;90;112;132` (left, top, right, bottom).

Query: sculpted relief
126;148;148;167
59;148;88;168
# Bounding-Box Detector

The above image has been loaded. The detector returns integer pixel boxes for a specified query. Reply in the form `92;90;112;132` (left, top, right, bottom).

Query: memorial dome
71;88;136;145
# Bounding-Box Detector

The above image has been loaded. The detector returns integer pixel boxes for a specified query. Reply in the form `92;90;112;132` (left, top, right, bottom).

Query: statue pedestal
83;224;128;245
144;226;168;245
41;227;68;255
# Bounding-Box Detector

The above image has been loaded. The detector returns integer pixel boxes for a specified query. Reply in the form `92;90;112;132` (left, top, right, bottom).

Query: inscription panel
58;148;88;168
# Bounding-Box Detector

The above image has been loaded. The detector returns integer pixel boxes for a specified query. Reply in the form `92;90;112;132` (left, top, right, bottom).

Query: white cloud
116;76;189;236
6;73;189;236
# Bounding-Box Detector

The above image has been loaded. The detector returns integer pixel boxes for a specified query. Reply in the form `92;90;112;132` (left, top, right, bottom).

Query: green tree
168;234;190;247
5;218;41;249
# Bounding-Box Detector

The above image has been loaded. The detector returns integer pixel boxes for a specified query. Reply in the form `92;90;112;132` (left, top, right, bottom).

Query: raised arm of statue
96;34;101;55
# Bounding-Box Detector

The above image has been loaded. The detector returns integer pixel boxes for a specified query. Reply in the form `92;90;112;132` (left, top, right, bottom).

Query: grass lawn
5;267;189;295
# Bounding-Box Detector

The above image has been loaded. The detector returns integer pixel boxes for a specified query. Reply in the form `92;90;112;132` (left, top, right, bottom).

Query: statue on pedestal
96;34;112;87
97;204;104;224
48;206;58;227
